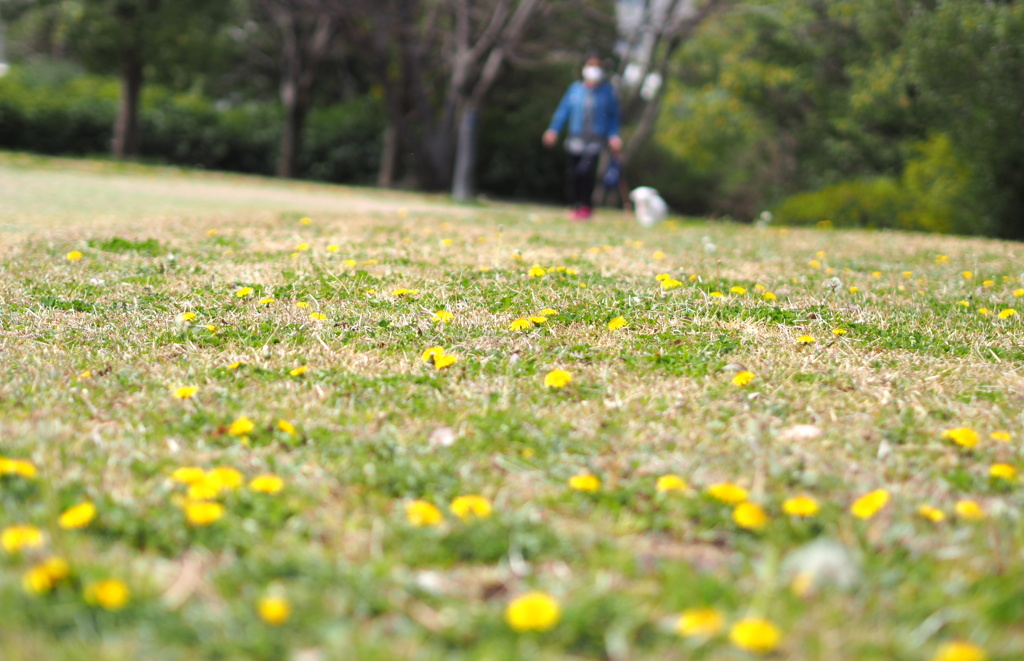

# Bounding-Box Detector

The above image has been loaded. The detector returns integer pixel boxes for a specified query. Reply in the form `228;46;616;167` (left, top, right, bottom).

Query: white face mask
582;65;603;83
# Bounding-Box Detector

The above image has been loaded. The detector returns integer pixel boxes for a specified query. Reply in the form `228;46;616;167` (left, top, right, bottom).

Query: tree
54;0;233;158
250;0;342;179
17;0;238;159
614;0;731;169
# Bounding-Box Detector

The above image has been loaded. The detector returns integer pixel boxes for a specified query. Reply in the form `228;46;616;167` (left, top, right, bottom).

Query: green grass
2;153;1024;660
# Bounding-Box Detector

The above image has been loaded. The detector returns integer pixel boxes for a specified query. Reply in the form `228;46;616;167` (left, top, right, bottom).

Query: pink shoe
571;206;592;221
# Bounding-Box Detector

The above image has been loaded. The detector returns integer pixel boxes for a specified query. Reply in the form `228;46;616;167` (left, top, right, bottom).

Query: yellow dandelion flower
931;641;987;661
706;483;748;504
171;467;206;485
935;255;950;264
544;369;572;389
78;370;92;379
58;502;96;530
850;488;890;519
250;475;284;494
450;495;492;520
730;618;781;654
991;431;1011;442
731;371;756;386
999;308;1017;319
300;216;312;225
956;300;970;307
730;286;747;295
228;416;255;436
309;312;327;320
289;366;309;377
236;286;253;298
529;315;548;324
295;301;310;308
733;502;769;530
607;316;627;331
656;474;688;493
185;501;225;526
258;297;276;305
661;278;683;290
539;308;557;316
2;525;45;553
955;500;985;520
527;265;546;278
422;346;445;363
809;260;821;269
206;324;218;332
653;250;666;260
977;308;991;316
568;473;600;492
258;596;291;625
207;229;218;236
797;335;815;345
655;273;670;282
901;271;913;278
173;386;198;400
179;312;197;322
227;361;243;370
209;467;243;490
326;244;340;253
277;419;297;435
918;505;945;523
296;243;309;252
675;607;724;638
433;354;458;370
0;458;37;478
343;259;357;268
434;309;454;323
1015;288;1024;297
188;481;221;500
66;251;83;261
392;288;419;296
506;592;560;632
783;495;820;517
405;500;443;527
943;427;979;449
983;279;995;287
509;318;533;331
440;238;453;246
84;579;129;610
990;463;1017;480
832;328;847;335
23;557;70;594
871;271;881;278
849;286;860;293
763;291;777;301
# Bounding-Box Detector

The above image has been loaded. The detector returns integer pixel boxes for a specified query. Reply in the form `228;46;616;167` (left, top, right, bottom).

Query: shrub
0;64;382;184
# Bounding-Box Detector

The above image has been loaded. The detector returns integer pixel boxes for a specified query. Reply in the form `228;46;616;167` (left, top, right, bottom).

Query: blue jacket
547;81;621;139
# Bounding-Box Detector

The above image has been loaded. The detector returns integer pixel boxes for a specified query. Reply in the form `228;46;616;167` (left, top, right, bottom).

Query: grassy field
2;152;1023;661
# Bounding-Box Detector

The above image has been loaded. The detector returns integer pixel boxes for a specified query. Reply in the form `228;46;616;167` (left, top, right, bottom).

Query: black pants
568;152;600;208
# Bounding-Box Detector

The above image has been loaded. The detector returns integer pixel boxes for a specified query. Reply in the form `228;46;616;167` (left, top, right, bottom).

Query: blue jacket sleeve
606;86;621;138
548;85;574;134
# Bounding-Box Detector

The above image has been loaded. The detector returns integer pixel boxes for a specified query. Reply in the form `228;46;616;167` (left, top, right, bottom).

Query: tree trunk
378;122;398;188
451;105;479;201
112;53;143;159
277;75;304;178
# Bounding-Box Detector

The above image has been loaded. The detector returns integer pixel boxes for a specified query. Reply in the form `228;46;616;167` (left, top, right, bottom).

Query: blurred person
542;55;622;221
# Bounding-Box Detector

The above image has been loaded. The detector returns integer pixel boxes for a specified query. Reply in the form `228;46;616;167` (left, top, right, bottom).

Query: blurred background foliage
1;0;1022;238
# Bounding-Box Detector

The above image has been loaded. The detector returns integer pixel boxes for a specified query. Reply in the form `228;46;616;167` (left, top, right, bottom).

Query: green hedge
0;65;382;183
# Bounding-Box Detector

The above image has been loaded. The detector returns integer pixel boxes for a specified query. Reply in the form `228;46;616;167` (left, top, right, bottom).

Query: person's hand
609;136;623;156
542;130;557;148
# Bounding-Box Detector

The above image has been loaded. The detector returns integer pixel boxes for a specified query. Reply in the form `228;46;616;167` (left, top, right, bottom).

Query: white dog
629;186;668;227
